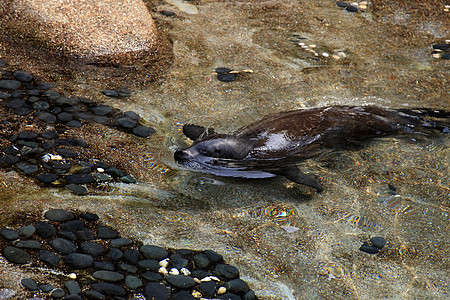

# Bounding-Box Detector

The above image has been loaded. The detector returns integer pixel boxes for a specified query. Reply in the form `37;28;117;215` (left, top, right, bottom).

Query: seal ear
274;166;324;193
183;124;216;141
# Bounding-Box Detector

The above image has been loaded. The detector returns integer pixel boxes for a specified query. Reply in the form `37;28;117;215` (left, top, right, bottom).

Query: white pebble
321;52;329;57
351;2;359;7
360;1;368;4
169;268;179;275
217;287;227;295
432;53;442;59
360;4;367;10
191;291;202;298
180;268;191;276
68;273;77;279
159;258;169;267
97;167;104;173
200;276;212;282
309;44;316;48
158;266;168;275
194;278;201;284
298;42;305;46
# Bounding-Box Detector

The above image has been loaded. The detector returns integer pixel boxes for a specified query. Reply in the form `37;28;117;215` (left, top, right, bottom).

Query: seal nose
174;149;189;161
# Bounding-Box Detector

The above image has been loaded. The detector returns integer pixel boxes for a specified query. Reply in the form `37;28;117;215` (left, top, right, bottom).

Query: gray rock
370;236;387;249
214;264;239;280
0;228;19;240
117;117;137;128
166;275;196;289
45;209;75;222
93;270;124;282
144;282;170;300
0;80;21;89
225;278;249;294
91;283;125;297
14;240;41;250
102;89;119;97
50;238;77;254
140;245;168;260
110;238;132;248
35;221;57;238
17;162;38;175
125;275;142;290
83;290;106;299
80;242;105;256
21;278;38;290
50;287;65;299
132;126;155;137
193;253;210;269
17;225;35;238
39;250;61;267
64;253;94;269
97;225;118;239
64;280;81;294
3;246;31;264
13;70;33;82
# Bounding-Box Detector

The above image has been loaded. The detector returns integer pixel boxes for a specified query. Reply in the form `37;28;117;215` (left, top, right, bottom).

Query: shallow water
1;0;449;299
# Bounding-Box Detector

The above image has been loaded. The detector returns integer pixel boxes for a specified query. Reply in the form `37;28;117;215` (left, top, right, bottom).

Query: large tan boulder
1;0;159;61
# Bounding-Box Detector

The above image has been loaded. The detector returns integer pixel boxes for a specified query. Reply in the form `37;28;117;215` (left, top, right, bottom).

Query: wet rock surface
0;209;258;299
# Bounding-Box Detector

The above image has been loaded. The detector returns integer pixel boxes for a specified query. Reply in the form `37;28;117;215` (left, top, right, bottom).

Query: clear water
1;0;449;299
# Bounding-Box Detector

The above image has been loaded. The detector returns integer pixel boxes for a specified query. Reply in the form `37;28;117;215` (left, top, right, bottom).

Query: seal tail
394;107;450;133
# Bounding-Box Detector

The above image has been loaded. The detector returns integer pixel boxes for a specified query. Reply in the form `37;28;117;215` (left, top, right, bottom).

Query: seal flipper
274;166;324;192
183;124;216;141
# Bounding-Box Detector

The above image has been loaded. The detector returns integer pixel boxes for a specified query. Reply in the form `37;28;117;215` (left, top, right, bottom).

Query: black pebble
117;117;137;128
57;112;74;122
144;282;170;300
58;231;77;241
91;105;113;115
64;253;94;269
346;5;358;12
111;238;132;248
91;282;126;297
204;249;224;264
119;263;138;273
66;120;83;128
81;242;105;256
336;1;348;8
217;73;236;82
123;249;140;265
359;243;379;254
370;236;387;249
65;280;81;295
35;111;57;123
6;99;26;109
214;264;240;280
94;261;116;271
50;288;65;299
140;245;168;260
218;293;241;300
36;173;59;184
65;174;94;184
432;43;449;50
80;212;99;221
0;59;7;67
118;88;131;97
124;111;140;120
170;253;189;269
124;275;143;290
3;246;31;264
132;126;155;137
66;184;88;195
0;227;19;240
199;281;217;298
193;253;210;268
39;249;61;267
17;162;38;175
442;53;450;60
173;290;196;300
142;271;163;281
244;290;257;300
105;167;126;177
92;270;125;282
35;221;57;238
97;225;118;239
0;79;21;89
17;225;35;238
14;240;41;249
76;228;95;241
161;10;176;16
119;175;136;183
215;67;232;73
33;100;50;110
13;70;33;82
45;209;74;222
137;259;160;271
39;284;54;292
18;131;38;140
0;154;19;166
61;219;85;232
225;278;250;294
21;278;38;291
50;238;78;254
102;89;119;97
108;248;124;260
41;131;59;139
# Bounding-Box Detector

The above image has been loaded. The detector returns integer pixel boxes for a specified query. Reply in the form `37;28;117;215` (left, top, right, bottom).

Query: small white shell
180;268;191;276
169;268;180;275
68;273;77;279
158;266;168;275
159;258;170;268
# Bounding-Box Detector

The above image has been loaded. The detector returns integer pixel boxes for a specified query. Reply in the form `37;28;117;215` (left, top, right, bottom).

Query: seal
174;106;448;192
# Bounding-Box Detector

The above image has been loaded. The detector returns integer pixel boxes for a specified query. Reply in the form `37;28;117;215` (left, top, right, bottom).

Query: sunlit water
1;0;449;299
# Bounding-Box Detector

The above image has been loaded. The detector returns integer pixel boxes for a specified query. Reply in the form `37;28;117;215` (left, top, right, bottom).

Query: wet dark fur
175;106;448;192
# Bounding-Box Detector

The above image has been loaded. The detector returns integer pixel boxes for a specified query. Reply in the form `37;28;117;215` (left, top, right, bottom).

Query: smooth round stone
76;228;95;241
21;278;38;291
51;161;72;171
13;70;33;82
199;281;217;298
123;249;140;265
173;290;196;300
119;175;136;183
6;99;26;108
50;288;65;299
118;263;137;273
214;264;239;280
37;83;53;90
41;131;59;139
39;284;54;292
81;242;105;256
137;259;160;271
204;250;223;264
56;148;77;158
78;97;94;104
92;270;124;282
105;167;126;177
39;250;61;267
18;131;38;140
35;111;57;123
91;283;125;297
370;237;387;249
111;238;132;248
218;293;241;300
140;245;168;260
27;95;40;102
56;97;80;106
9;107;27;117
93;116;110;124
102;90;119;97
17;225;35;238
124;111;139;120
76;112;93;120
17;162;39;175
215;67;232;74
4;146;19;155
193;253;210;268
441;53;450;60
45;209;74;222
61;220;85;232
58;231;77;241
346;5;358;12
117;117;137;129
61;294;82;300
125;275;142;290
192;269;212;279
33;101;50;110
14;240;41;250
26;89;40;96
0;228;19;240
433;43;449;50
80;212;99;222
94;261;115;271
166;275;196;289
142;271;162;282
3;246;31;264
225;278;249;294
64;280;81;295
118;88;131;97
108;248;123;261
35;221;57;238
65;174;94;184
36;173;59;184
50;238;77;254
170;254;188;269
161;10;176;16
0;155;19;166
66;184;88;195
66;120;83;128
84;290;106;300
91;105;112;116
97;225;118;239
144;282;170;300
43;90;60;100
336;1;348;8
0;91;10;98
359;243;379;254
0;79;21;89
217;73;236;82
64;253;94;269
57;112;73;122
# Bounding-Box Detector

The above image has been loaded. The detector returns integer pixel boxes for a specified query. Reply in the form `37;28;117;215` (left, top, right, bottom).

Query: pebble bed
0;60;156;194
0;209;258;300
